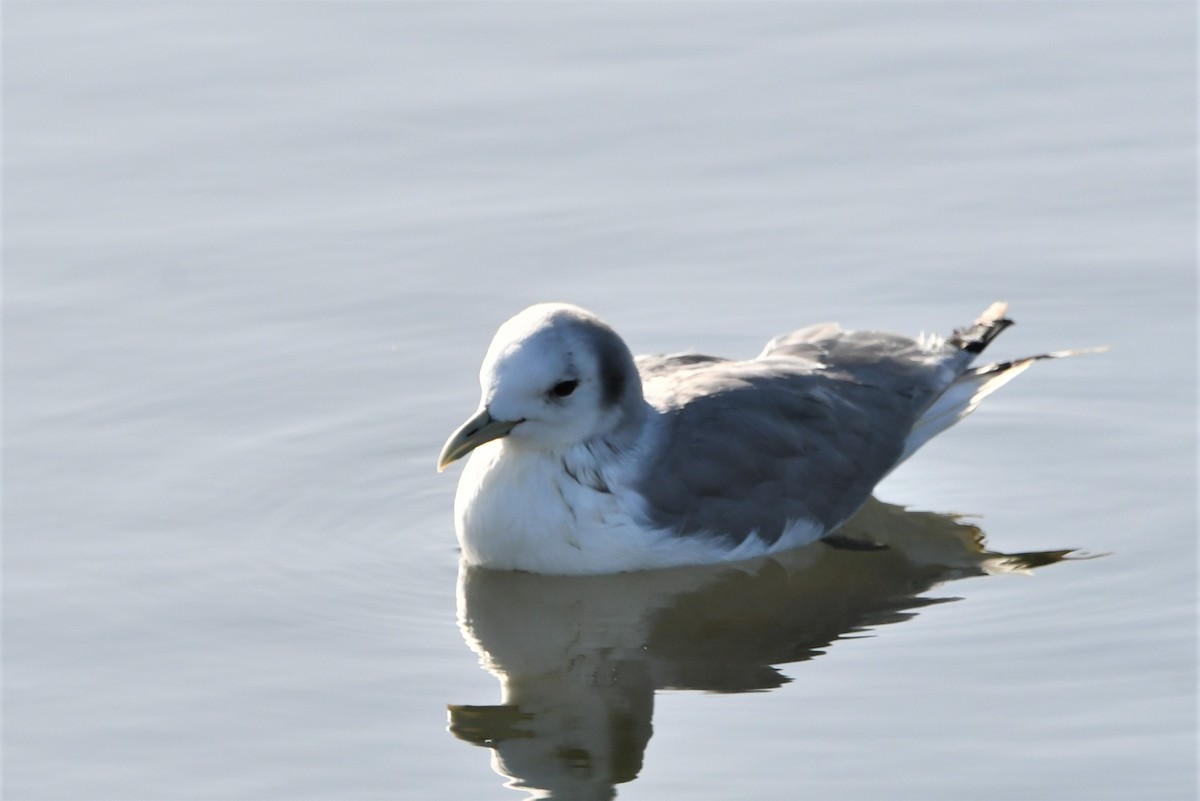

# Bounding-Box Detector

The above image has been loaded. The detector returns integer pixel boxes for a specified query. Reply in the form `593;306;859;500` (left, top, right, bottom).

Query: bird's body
439;302;1089;575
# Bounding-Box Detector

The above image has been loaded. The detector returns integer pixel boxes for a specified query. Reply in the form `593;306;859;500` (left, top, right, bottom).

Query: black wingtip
821;534;890;552
948;302;1014;355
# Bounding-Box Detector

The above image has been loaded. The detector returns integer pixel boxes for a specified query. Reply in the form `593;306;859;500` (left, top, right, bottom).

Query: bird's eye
550;380;579;398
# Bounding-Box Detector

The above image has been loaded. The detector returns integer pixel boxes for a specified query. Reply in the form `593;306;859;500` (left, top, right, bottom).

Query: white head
438;304;644;470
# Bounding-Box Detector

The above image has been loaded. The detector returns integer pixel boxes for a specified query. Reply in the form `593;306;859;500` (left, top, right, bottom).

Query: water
3;3;1195;800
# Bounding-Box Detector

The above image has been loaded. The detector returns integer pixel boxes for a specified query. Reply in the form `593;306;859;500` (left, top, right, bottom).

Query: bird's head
438;304;643;471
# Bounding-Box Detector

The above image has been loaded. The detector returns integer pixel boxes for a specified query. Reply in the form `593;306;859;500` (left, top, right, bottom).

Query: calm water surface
4;3;1195;800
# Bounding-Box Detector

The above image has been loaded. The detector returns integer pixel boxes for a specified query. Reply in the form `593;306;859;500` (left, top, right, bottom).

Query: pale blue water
4;3;1195;800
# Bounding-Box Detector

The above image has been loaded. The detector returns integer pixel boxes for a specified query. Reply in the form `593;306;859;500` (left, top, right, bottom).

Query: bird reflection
447;498;1073;800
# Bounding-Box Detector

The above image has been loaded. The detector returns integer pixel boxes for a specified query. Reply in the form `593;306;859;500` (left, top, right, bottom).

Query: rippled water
4;3;1195;800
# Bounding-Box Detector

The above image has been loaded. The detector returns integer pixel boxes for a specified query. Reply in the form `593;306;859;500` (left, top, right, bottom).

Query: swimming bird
438;302;1092;575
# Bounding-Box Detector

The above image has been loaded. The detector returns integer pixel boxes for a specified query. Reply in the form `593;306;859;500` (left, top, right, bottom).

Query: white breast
453;440;645;573
452;438;820;574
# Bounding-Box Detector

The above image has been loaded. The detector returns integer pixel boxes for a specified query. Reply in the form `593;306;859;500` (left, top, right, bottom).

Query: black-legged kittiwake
438;302;1096;574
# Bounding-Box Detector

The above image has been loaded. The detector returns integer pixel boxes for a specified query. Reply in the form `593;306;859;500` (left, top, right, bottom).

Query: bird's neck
573;399;656;467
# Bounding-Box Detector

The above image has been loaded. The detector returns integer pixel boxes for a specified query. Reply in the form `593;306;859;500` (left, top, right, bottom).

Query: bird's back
631;319;992;548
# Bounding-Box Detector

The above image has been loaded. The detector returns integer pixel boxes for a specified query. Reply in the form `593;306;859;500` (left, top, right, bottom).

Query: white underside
454;439;826;575
453;355;1048;574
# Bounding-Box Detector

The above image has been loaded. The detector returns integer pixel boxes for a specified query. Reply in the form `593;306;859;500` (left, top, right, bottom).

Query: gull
437;302;1094;575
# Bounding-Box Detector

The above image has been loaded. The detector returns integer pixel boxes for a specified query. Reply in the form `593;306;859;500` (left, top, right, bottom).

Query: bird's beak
437;408;520;472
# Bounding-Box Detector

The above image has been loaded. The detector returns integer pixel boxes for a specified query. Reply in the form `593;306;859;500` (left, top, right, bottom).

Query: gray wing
631;328;971;547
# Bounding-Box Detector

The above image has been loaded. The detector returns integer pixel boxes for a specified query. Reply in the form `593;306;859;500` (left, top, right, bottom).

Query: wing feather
633;328;970;545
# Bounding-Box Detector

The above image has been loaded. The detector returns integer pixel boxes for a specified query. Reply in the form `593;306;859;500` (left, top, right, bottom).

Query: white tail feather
897;347;1107;465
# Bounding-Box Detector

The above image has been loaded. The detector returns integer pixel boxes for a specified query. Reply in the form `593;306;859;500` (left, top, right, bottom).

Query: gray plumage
440;301;1097;574
631;306;1013;546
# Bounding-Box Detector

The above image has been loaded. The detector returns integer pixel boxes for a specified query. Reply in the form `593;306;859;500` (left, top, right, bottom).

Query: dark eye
550;379;579;398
